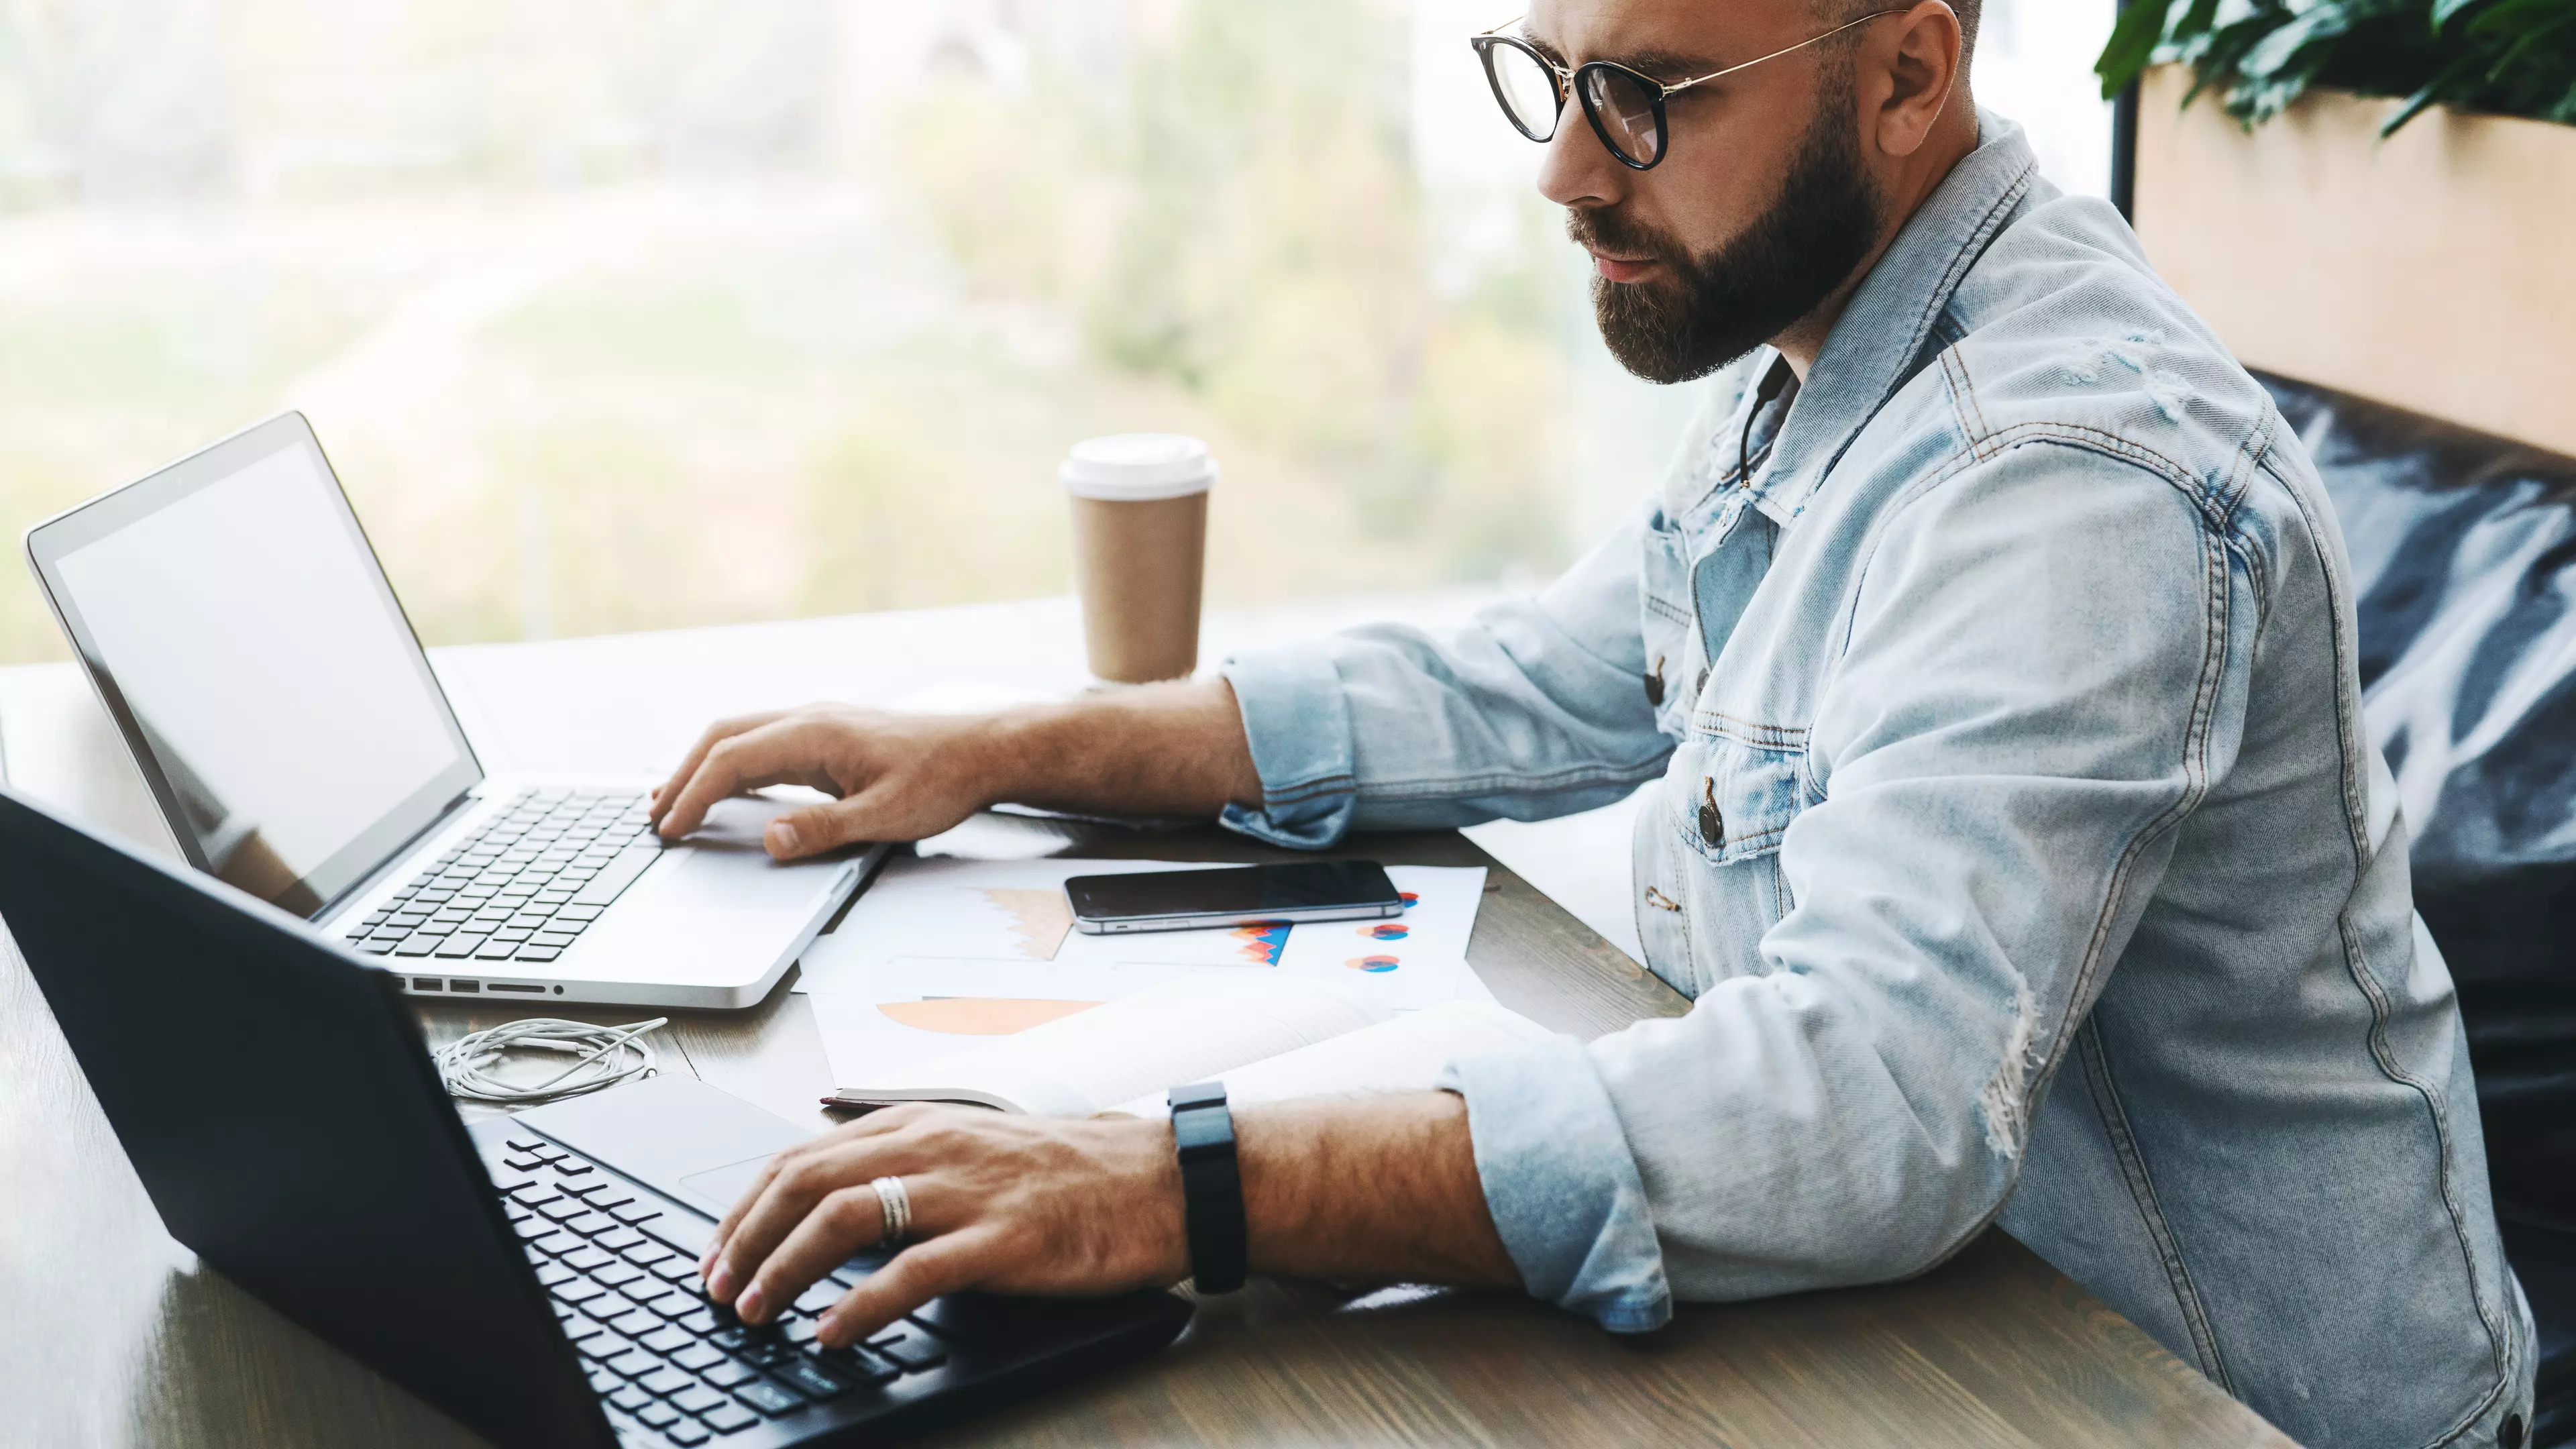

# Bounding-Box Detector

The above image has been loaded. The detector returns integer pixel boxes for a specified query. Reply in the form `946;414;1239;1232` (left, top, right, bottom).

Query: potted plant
2092;0;2576;456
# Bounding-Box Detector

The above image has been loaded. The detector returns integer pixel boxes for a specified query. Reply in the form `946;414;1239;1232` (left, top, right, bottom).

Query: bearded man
646;3;2536;1443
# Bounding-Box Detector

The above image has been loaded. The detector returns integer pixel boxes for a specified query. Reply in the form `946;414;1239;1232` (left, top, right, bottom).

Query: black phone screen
1065;861;1400;921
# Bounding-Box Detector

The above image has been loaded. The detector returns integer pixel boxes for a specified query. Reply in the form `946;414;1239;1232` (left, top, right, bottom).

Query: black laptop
0;786;1191;1448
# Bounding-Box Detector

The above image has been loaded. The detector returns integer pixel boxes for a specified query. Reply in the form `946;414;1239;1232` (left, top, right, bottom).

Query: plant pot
2133;64;2576;458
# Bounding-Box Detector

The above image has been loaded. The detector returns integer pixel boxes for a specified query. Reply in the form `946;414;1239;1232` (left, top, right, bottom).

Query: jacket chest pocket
1662;723;1814;940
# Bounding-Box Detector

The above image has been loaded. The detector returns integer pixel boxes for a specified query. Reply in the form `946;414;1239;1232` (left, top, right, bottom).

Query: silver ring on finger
871;1175;912;1247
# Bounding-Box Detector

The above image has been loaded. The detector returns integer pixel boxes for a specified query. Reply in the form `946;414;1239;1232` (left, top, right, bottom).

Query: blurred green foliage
2098;0;2576;133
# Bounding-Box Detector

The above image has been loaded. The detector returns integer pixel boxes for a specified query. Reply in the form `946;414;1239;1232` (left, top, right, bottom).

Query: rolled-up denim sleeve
1436;1039;1672;1332
1220;504;1677;849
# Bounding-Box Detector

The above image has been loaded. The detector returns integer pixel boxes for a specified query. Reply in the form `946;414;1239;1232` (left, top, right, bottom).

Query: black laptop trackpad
513;1074;812;1220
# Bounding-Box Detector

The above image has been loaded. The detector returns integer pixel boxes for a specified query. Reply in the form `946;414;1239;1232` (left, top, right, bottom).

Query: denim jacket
1220;115;2534;1449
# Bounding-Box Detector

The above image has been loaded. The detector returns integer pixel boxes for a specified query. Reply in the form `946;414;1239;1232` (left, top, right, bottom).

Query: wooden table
0;604;2296;1448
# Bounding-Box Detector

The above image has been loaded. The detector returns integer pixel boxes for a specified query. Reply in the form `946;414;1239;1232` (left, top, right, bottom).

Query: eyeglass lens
1483;41;1562;142
1578;67;1663;167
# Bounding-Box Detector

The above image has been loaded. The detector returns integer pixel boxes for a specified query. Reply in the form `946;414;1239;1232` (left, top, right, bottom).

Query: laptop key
637;1366;696;1398
607;1385;651;1413
572;846;661;908
580;1332;635;1362
605;1308;661;1338
561;1244;614;1269
567;1212;619;1236
635;1401;683;1429
666;1381;728;1415
535;1264;575;1287
594;1263;647;1290
605;1348;661;1379
866;1324;947;1371
637;1325;692;1354
554;1281;608;1307
767;1356;851;1401
732;1378;806;1415
699;1358;759;1389
515;946;564;963
588;1368;625;1396
663;1420;712;1447
699;1402;760;1434
667;1344;724;1374
818;1344;901;1385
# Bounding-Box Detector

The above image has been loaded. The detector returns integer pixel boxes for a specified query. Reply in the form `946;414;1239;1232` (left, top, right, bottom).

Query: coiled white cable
436;1016;669;1106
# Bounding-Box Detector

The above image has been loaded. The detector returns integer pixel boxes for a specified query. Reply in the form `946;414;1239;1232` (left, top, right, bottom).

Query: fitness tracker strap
1167;1081;1248;1293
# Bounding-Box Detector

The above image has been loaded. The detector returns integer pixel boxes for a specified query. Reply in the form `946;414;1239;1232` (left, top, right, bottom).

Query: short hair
1819;0;1980;62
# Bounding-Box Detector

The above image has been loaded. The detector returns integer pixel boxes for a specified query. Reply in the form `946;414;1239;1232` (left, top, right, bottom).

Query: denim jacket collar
1750;109;2039;529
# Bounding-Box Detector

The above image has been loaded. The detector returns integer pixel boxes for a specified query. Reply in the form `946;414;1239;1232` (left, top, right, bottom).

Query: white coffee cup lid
1059;433;1218;501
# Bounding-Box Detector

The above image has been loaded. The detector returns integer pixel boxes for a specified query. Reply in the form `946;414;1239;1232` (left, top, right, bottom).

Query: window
0;0;2112;663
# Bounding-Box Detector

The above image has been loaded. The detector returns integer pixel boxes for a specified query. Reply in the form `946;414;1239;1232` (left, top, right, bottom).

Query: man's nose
1536;93;1629;211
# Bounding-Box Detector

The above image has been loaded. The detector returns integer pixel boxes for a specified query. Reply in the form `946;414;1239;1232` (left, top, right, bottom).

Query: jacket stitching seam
1351;759;1674;804
2078;1022;2236;1389
2277;472;2514;1413
2337;918;2514;1447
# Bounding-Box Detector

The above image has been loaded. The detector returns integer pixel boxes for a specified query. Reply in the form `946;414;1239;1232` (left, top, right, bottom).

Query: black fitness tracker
1167;1081;1248;1294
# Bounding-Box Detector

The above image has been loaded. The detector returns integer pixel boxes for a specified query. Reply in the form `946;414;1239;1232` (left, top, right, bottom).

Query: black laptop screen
28;415;480;916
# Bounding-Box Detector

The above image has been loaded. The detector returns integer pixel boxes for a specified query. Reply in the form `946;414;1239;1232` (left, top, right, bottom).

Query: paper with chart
796;858;1492;1005
796;857;1495;1088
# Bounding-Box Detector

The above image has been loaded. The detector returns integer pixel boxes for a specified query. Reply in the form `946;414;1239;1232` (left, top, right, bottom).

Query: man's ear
1868;1;1964;160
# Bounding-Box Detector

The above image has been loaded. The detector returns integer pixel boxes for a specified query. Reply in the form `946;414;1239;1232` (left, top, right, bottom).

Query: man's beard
1575;83;1884;385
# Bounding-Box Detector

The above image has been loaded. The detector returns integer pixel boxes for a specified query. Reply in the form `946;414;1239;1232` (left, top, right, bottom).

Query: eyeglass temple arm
1661;7;1920;97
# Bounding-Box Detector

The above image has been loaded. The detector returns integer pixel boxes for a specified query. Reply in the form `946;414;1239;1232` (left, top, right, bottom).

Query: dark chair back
2267;372;2574;1445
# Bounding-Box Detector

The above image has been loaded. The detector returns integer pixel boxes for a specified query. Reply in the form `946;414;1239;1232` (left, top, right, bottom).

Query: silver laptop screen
32;415;480;916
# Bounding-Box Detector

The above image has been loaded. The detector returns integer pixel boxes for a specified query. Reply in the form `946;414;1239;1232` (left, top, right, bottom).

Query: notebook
824;975;1556;1118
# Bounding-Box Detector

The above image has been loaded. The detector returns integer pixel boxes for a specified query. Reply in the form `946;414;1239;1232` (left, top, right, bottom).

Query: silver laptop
23;411;879;1009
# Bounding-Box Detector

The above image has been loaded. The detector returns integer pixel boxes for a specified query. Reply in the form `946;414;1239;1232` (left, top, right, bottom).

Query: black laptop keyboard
345;789;661;967
496;1136;947;1445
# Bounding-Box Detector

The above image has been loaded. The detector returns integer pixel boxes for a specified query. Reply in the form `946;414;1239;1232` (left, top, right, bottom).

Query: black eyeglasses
1470;11;1908;170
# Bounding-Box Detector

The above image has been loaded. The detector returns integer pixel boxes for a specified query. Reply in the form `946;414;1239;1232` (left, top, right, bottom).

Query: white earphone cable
435;1016;669;1106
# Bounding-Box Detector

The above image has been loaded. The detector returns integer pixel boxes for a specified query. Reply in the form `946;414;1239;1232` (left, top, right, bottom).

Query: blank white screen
56;440;464;900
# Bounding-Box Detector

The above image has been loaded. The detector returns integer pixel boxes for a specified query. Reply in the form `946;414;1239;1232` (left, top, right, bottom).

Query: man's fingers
650;712;784;822
739;1183;892;1324
816;1231;996;1347
765;794;888;859
703;1109;933;1302
655;720;839;841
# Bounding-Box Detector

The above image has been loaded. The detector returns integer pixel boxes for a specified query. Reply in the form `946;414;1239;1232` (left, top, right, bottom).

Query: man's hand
698;1105;1187;1348
649;705;1001;857
647;682;1267;859
697;1093;1519;1348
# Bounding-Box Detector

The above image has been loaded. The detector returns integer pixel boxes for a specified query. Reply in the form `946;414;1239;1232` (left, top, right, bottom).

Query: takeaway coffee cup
1059;433;1217;684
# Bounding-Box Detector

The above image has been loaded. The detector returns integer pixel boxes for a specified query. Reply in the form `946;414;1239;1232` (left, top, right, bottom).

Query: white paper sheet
798;859;1497;1091
796;858;1493;1008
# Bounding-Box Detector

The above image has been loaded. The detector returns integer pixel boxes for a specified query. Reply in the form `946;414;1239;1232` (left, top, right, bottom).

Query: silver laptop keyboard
344;788;661;967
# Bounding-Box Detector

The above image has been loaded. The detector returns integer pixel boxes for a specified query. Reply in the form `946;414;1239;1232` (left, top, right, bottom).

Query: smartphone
1064;861;1405;935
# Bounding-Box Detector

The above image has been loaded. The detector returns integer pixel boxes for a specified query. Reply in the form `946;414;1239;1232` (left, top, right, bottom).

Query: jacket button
1699;778;1724;849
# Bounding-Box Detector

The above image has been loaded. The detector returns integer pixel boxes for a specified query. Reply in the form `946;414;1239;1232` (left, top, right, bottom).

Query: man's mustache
1566;207;1686;276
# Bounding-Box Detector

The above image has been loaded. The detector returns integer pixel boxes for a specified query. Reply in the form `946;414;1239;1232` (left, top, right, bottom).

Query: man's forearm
1235;1091;1519;1287
973;678;1266;821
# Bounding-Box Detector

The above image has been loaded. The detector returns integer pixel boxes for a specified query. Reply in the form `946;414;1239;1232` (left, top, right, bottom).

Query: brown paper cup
1060;434;1218;685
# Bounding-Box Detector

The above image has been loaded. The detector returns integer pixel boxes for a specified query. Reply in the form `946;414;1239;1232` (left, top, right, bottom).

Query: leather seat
2267;372;2575;1447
